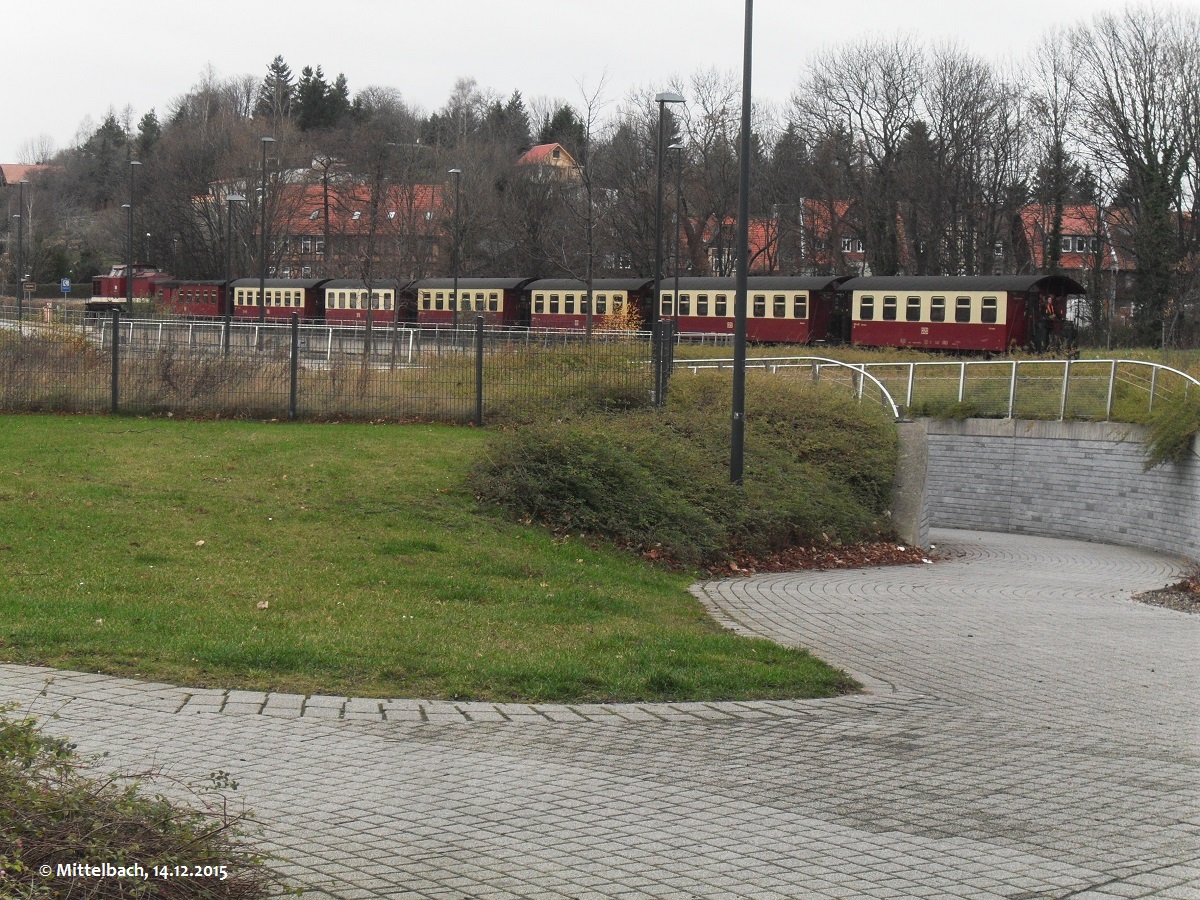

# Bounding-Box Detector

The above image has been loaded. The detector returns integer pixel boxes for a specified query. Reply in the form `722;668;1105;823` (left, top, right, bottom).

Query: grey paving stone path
2;529;1198;899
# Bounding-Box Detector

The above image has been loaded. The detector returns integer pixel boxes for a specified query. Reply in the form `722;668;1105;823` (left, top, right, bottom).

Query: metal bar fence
0;313;657;424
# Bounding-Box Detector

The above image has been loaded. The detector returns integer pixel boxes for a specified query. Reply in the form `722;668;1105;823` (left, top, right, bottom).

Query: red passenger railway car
657;276;848;343
527;278;652;330
322;279;409;326
841;275;1083;353
229;278;328;321
157;279;227;317
414;278;533;327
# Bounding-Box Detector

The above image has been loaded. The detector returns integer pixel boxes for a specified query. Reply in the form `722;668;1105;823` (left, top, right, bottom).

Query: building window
309;210;320;220
301;267;311;279
352;211;362;221
301;237;312;254
315;238;324;254
994;242;1004;258
955;296;972;323
1060;236;1073;253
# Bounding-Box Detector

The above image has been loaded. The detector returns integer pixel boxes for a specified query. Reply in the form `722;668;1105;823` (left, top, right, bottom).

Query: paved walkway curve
1;529;1198;899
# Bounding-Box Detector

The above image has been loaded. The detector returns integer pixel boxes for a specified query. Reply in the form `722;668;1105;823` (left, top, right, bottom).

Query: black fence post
110;309;120;414
289;313;299;421
662;319;676;406
474;315;485;427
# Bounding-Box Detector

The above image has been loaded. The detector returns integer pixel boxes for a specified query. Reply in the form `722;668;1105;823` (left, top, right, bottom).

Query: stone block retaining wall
923;419;1199;563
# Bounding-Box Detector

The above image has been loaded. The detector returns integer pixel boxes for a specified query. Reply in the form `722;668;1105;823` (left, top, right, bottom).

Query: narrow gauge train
227;278;328;320
322;279;403;326
139;270;1083;354
527;278;653;330
841;275;1081;353
413;278;532;327
656;276;846;343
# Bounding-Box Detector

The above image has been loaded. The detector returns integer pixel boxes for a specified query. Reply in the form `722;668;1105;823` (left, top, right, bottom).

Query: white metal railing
679;356;901;419
676;356;1198;422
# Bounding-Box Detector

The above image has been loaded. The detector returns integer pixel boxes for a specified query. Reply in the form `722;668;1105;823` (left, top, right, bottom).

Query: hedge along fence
0;313;677;423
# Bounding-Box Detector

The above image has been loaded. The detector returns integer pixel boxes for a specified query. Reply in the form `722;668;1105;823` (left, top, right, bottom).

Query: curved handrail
680;355;901;420
676;356;1198;421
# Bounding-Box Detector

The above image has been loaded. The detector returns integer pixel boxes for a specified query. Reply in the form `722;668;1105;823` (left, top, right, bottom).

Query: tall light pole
652;92;685;331
448;168;462;331
126;160;141;313
15;179;28;321
730;0;753;485
669;143;685;317
259;136;275;328
224;193;245;354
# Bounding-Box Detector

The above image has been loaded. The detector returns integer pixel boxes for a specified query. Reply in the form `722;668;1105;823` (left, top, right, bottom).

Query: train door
824;291;852;344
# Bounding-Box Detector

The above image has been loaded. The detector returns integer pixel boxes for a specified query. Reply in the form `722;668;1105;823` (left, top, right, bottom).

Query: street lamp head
668;142;686;152
448;168;462;176
261;136;276;144
655;91;685;105
121;203;131;210
227;193;246;203
129;159;142;167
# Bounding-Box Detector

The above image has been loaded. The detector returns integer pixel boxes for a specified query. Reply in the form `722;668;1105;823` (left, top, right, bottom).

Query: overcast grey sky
3;0;1177;163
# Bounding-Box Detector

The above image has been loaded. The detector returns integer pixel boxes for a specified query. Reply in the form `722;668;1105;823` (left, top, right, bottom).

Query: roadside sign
60;278;71;293
21;281;36;292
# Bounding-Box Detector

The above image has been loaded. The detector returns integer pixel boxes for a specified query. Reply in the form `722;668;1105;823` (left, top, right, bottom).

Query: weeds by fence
0;314;668;423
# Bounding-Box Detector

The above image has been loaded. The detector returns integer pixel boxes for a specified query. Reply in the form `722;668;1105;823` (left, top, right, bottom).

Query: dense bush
1143;396;1200;469
0;706;282;899
470;373;898;565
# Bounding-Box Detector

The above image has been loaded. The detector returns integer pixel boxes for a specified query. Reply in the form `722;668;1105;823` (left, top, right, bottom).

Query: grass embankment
0;414;858;702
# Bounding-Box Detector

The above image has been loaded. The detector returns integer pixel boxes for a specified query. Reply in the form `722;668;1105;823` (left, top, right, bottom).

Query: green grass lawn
0;414;856;703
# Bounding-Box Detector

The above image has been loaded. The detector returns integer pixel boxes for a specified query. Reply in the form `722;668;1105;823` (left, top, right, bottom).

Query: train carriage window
930;296;946;322
595;294;608;315
678;294;690;316
772;295;787;318
715;295;728;317
488;292;499;312
580;294;590;314
612;297;624;313
385;293;394;311
859;295;875;321
697;294;709;317
474;293;485;312
981;296;998;324
534;295;545;314
752;295;766;318
435;292;445;310
550;294;560;314
793;294;808;319
955;296;972;323
882;296;898;321
906;296;921;322
564;294;576;314
661;295;673;317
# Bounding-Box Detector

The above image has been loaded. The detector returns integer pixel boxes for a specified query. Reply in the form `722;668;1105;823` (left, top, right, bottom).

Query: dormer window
352;211;362;220
309;210;321;220
552;147;561;160
387;210;396;220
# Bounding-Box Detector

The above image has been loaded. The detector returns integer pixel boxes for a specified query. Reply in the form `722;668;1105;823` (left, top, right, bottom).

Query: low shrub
1143;396;1200;469
470;373;898;565
0;705;283;898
